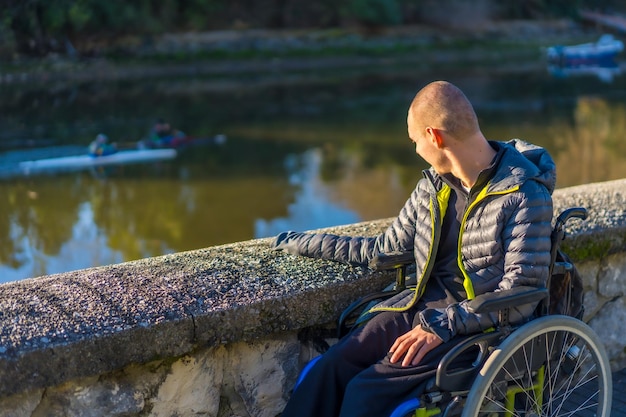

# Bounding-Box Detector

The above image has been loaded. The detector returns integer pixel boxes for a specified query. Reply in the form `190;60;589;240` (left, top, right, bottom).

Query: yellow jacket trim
457;183;521;300
369;184;450;313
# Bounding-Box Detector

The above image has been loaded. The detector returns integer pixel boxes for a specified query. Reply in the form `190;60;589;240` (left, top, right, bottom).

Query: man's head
407;81;482;173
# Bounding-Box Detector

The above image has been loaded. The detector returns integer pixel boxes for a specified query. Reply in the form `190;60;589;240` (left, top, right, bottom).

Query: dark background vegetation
1;0;623;58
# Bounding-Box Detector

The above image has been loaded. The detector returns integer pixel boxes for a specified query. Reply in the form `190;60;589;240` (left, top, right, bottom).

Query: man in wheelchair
272;80;563;417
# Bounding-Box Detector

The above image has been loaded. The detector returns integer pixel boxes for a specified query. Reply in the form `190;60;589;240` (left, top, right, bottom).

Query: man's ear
426;127;445;149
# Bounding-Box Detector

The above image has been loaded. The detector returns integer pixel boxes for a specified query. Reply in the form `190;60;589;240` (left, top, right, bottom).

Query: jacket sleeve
270;184;425;265
418;186;553;342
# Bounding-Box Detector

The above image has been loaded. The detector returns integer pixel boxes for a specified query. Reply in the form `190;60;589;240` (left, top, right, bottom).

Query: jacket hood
488;139;556;195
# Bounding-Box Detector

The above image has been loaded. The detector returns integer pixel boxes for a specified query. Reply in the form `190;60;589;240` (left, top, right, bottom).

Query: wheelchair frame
294;208;613;416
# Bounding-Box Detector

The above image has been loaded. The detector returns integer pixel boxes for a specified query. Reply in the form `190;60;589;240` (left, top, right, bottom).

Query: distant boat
19;148;177;175
546;34;624;66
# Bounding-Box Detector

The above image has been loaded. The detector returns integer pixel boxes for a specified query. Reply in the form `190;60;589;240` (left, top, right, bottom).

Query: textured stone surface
150;349;224;417
598;253;626;298
0;237;388;398
0;334;302;417
589;296;626;372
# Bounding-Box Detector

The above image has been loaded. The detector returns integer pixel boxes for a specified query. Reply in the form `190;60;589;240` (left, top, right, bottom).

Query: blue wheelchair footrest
389;398;421;417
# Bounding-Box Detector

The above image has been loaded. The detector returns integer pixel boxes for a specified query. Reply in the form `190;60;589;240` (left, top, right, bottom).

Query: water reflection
1;202;126;282
0;142;300;283
548;62;623;83
2;66;626;282
552;96;626;187
255;149;361;237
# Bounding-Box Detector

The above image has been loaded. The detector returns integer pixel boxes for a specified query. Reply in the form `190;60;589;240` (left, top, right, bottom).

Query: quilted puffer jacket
271;139;556;342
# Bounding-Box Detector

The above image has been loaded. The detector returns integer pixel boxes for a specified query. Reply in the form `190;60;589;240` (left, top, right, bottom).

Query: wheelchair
296;207;613;417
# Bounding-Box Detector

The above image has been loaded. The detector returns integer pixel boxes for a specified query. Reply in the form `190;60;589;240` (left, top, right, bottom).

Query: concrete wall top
1;178;625;398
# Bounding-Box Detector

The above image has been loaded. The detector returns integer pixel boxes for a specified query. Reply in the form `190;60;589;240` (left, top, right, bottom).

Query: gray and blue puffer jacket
272;139;556;342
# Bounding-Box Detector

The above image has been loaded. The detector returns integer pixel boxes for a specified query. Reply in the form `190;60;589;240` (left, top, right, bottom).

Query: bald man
273;81;556;417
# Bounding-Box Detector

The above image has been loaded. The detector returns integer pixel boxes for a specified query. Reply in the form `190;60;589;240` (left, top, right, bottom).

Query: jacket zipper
457;183;521;300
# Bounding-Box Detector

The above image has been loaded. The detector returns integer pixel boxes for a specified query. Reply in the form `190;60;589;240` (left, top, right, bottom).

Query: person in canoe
147;118;186;148
88;133;117;157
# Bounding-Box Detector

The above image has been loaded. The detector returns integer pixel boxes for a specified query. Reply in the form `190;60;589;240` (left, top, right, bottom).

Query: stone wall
0;178;625;417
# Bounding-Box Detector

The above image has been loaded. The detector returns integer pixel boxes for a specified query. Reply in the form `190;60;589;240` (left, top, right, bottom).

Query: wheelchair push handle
554;207;588;233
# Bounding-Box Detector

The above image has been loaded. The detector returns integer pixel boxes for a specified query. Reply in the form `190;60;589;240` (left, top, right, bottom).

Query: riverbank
0;19;606;86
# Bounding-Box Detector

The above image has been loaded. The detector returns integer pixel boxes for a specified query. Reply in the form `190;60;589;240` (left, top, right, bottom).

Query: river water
2;59;626;283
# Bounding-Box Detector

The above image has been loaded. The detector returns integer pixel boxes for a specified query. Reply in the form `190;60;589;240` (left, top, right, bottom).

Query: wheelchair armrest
436;331;502;392
369;251;414;271
467;286;549;315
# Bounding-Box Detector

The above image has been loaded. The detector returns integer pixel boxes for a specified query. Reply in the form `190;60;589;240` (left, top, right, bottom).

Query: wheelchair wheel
463;315;612;417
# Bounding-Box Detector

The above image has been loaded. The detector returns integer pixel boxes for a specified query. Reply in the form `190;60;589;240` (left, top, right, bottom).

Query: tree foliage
0;0;622;56
344;0;402;27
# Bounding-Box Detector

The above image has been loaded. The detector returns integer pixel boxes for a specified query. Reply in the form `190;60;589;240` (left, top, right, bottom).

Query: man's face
407;110;449;174
407;112;433;164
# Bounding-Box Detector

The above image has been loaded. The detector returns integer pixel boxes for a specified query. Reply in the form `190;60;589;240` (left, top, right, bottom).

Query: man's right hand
389;325;443;367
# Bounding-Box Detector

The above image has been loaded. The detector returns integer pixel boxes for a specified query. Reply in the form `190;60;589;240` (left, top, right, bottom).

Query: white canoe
19;148;177;174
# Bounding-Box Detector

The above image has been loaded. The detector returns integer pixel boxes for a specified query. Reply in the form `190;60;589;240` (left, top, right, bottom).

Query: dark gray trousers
281;309;459;417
